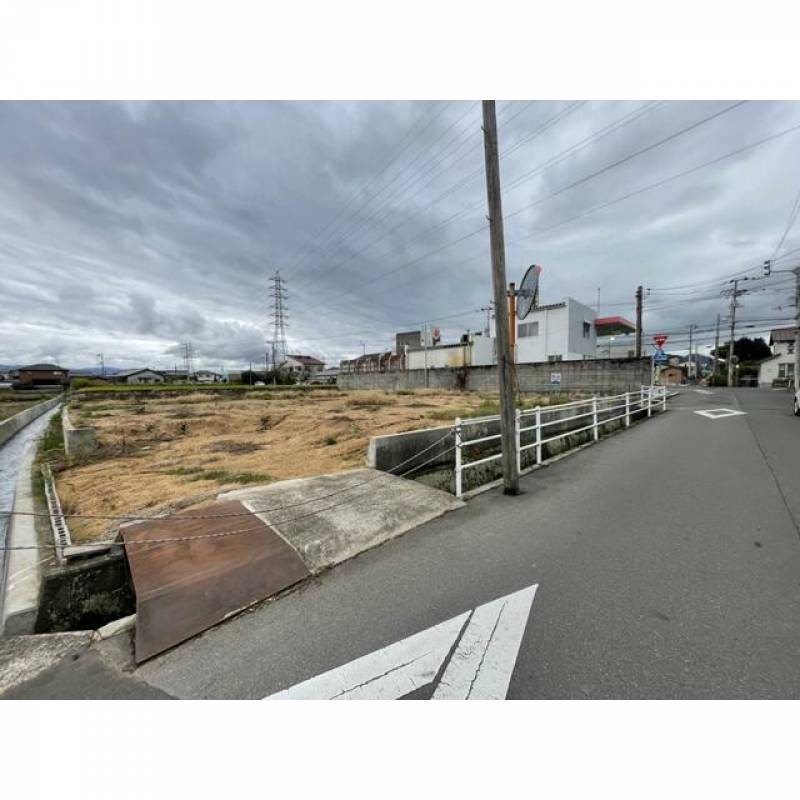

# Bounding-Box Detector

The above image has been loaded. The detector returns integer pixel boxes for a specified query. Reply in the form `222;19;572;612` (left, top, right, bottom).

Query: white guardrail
454;385;667;497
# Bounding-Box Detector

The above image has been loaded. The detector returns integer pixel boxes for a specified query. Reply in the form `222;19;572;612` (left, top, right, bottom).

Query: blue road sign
653;348;668;363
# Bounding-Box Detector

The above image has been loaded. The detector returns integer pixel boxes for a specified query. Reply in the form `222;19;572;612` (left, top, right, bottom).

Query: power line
293;103;658;305
508;119;800;248
319;105;749;312
772;183;800;259
290;102;481;283
504;101;747;224
285;101;452;275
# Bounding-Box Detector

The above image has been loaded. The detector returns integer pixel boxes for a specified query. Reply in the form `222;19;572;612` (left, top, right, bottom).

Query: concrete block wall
339;358;651;393
0;395;62;448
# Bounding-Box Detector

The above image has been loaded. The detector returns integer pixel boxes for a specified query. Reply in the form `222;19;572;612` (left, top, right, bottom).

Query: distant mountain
67;365;124;375
0;364;124;374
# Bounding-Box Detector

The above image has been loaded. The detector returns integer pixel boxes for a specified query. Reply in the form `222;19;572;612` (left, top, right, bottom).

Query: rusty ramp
122;501;309;662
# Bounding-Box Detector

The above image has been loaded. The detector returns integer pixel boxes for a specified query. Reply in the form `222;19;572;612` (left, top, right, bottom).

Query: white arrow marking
433;584;537;699
264;584;538;700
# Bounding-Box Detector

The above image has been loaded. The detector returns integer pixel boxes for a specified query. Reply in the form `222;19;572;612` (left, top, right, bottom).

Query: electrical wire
772;183;800;259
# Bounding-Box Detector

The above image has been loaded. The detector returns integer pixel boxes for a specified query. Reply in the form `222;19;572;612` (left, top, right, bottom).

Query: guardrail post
647;387;652;417
625;391;631;427
454;418;462;498
535;406;542;464
661;385;667;411
515;408;521;475
592;396;599;441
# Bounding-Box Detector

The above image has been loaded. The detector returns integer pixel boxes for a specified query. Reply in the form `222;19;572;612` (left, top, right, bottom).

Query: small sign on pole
653;334;668;348
653;348;668;364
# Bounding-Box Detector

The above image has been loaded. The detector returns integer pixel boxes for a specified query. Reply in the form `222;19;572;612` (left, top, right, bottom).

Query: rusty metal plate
122;501;310;663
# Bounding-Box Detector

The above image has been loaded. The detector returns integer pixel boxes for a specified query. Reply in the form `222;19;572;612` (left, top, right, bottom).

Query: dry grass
56;388;564;543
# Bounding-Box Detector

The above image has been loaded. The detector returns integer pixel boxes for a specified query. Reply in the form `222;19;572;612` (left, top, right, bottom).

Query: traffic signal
763;259;771;276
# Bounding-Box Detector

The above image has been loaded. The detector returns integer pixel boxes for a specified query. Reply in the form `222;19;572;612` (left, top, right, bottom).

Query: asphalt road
127;386;800;699
7;387;800;699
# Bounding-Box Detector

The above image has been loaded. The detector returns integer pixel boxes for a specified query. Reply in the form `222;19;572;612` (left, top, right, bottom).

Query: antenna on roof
516;264;542;320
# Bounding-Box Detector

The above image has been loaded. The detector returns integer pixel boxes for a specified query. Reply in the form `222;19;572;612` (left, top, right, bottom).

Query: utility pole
482;100;519;495
688;323;694;382
182;342;194;381
634;285;643;358
422;324;429;388
481;302;494;336
763;260;800;389
96;352;105;378
794;267;800;390
727;280;739;387
712;314;720;379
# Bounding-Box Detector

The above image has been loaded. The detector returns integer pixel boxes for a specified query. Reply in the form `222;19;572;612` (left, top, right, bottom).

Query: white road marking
694;408;747;419
264;583;539;700
265;612;468;700
694;389;714;395
433;584;537;700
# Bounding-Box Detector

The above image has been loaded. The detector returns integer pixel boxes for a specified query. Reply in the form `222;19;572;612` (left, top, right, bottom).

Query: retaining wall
0;395;62;447
340;358;651;393
62;406;97;459
35;551;135;633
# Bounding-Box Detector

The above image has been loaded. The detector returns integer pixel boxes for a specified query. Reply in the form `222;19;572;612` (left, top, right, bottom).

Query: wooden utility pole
635;285;643;358
727;280;739;387
482;100;519;495
508;282;517;357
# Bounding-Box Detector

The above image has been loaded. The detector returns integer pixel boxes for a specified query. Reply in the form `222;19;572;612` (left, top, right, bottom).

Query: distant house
340;352;402;373
658;364;687;386
12;363;69;388
112;368;166;385
159;369;190;382
194;370;224;384
758;326;797;387
280;355;325;378
308;366;339;385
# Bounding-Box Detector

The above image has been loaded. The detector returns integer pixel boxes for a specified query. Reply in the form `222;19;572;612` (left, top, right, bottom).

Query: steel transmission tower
269;271;289;370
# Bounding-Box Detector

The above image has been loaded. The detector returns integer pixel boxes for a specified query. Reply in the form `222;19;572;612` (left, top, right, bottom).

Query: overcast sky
1;100;799;370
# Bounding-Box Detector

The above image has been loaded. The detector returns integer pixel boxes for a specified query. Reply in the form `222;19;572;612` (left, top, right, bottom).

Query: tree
712;336;771;364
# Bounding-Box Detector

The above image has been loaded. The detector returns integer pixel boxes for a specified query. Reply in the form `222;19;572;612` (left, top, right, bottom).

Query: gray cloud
1;100;799;369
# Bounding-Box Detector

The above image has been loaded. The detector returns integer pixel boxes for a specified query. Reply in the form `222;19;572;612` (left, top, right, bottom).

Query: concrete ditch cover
221;468;464;573
122;500;310;662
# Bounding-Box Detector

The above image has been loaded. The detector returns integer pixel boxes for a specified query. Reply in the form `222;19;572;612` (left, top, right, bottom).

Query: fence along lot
455;386;667;497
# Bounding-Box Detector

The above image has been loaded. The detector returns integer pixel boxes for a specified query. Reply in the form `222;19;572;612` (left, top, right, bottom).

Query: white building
280;354;325;377
758;326;797;386
405;298;598;370
194;370;224;383
488;297;597;363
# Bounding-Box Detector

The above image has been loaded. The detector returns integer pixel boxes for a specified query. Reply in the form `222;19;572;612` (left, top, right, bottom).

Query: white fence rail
454;386;667;497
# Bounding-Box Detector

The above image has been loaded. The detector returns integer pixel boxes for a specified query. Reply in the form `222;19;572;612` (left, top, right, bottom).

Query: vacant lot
0;390;53;421
56;388;570;542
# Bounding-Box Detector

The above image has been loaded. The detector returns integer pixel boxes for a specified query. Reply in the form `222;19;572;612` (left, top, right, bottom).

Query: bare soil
58;388;558;543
